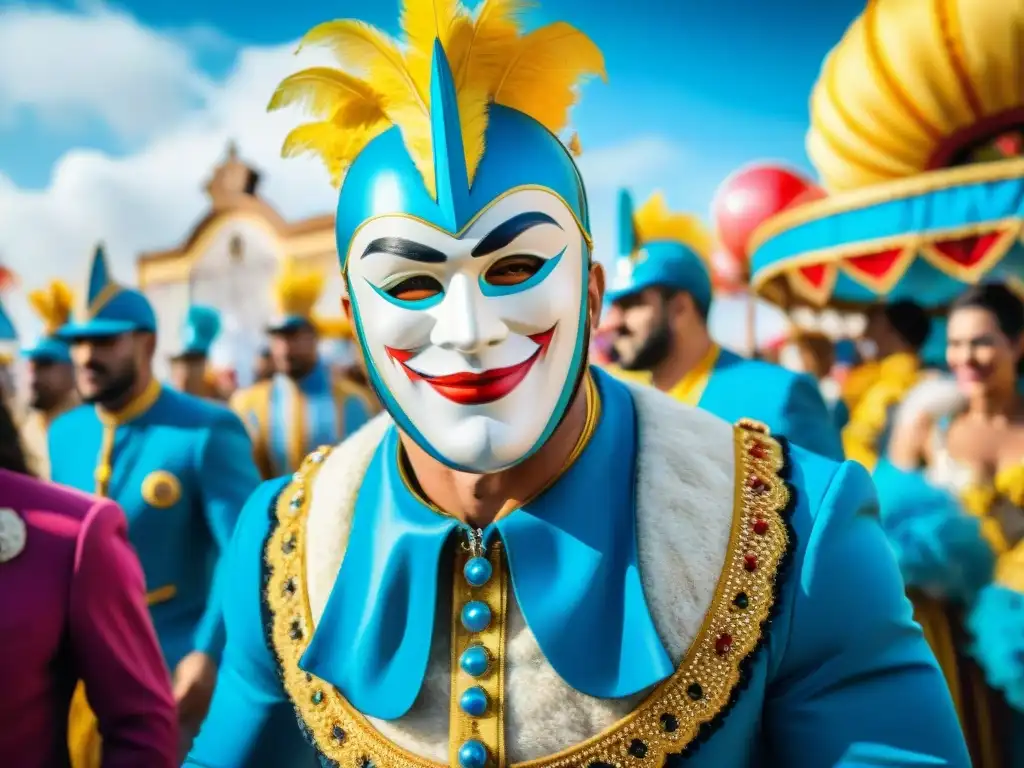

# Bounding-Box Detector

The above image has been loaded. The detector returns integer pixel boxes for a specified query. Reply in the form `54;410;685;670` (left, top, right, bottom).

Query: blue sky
0;0;868;352
1;0;864;195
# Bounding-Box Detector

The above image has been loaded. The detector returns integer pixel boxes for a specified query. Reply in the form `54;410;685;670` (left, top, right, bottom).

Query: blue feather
967;584;1024;712
874;459;995;603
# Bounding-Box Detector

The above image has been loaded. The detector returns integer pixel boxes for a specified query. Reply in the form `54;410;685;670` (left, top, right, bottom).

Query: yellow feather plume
28;279;75;335
313;315;354;339
273;259;326;318
633;192;714;262
271;0;604;196
491;22;605;135
567;132;582;156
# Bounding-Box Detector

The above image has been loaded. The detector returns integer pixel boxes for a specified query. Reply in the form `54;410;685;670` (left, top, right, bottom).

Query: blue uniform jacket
49;383;261;669
185;371;964;768
231;363;376;479
698;348;844;461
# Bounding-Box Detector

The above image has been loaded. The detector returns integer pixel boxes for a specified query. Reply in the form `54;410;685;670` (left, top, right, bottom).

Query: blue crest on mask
341;41;592;472
335;42;590;267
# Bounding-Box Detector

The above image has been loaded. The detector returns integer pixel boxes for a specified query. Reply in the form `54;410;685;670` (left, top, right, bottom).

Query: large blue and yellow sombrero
57;244;157;340
748;0;1024;310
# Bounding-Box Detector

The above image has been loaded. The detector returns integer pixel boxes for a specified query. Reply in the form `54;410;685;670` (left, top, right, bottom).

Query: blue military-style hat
56;244;157;340
605;190;716;315
173;305;222;359
22;279;74;364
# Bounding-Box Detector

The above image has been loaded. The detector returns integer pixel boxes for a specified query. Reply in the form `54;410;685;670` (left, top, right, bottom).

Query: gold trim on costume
93;379;162;497
264;420;791;767
449;543;509;768
667;344;720;407
146;584;178;606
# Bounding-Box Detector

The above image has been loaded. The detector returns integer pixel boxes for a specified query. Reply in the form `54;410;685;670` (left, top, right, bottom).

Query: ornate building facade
136;144;343;385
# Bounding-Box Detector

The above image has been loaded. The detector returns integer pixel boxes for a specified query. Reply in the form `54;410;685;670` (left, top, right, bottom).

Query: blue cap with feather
173;305;222;359
56;244;157;340
606;189;717;316
269;0;606;272
22;279;75;364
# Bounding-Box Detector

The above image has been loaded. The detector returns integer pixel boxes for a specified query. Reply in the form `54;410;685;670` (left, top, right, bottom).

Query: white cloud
1;4;754;349
0;3;213;140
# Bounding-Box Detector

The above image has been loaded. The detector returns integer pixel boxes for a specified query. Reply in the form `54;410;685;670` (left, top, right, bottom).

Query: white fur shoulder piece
264;383;793;768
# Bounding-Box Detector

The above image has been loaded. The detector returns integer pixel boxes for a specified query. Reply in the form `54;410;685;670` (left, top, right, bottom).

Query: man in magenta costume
0;397;178;768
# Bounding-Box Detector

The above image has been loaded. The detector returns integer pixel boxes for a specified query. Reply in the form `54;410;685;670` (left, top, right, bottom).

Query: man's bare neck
650;329;713;393
400;381;590;528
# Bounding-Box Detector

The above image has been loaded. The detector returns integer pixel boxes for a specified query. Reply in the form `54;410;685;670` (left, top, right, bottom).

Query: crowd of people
1;0;1023;765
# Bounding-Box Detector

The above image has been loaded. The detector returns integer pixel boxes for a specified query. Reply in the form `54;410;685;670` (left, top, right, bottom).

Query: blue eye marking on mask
366;277;445;310
479;246;566;298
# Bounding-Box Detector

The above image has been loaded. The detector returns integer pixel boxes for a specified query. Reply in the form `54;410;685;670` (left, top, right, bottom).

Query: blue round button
458;739;488;768
464;556;493;587
459;686;489;717
461;601;491;633
459;645;490;677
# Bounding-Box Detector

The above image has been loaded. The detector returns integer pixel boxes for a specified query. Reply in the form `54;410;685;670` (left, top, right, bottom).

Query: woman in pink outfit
0;397;178;767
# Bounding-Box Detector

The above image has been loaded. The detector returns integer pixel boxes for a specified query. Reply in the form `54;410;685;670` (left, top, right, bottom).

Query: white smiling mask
346;188;590;473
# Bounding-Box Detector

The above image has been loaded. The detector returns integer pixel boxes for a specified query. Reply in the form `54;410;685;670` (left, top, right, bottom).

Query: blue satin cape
300;367;673;720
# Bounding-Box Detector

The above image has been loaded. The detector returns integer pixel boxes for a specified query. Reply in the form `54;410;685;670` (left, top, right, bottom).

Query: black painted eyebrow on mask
470;211;562;257
361;238;448;262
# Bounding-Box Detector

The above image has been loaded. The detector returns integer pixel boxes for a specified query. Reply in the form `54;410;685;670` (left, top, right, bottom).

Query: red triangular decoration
844;249;904;279
798;264;828;288
930;232;1002;268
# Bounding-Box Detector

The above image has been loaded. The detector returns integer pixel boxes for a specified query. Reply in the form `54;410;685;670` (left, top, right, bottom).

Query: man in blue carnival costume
46;244;262;765
187;1;969;766
229;258;377;479
603;189;843;461
17;279;79;477
170;304;225;400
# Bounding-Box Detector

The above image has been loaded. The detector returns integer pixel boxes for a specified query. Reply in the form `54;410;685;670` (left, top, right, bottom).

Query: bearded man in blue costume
603;190;843;461
230;259;377;479
170;304;225;400
47;245;262;765
186;2;969;766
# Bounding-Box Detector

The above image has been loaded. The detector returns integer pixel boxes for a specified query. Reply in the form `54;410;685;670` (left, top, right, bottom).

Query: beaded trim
264;419;792;768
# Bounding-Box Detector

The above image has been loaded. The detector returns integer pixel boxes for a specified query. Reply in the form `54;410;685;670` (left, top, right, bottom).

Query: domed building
135;144;345;384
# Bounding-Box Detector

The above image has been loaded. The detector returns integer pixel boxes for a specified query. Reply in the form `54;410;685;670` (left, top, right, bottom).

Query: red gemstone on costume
748;442;767;459
744;554;758;572
715;633;733;655
753;518;769;535
747;476;769;493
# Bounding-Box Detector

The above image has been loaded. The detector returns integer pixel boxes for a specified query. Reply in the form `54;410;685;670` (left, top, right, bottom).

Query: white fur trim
303;382;736;761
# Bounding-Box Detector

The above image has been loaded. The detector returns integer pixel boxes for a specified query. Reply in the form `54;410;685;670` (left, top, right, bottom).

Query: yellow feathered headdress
28;279;75;336
633;192;715;262
273;258;325;320
268;0;606;194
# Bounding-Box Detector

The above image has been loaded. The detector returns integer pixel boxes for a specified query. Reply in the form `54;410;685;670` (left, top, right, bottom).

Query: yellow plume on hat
273;258;325;319
633;192;714;261
268;0;606;194
28;279;75;335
